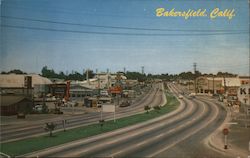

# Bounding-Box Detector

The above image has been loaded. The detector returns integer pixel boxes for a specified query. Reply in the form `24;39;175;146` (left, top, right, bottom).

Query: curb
205;101;249;158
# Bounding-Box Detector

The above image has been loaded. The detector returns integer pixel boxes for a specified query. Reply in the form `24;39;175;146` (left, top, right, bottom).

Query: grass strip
0;92;179;156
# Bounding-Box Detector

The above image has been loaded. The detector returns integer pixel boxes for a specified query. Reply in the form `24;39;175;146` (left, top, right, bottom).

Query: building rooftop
207;77;241;87
0;74;52;88
0;95;30;106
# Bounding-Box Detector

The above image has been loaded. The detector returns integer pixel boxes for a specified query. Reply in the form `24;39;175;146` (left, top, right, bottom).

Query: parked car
97;102;102;108
33;104;43;112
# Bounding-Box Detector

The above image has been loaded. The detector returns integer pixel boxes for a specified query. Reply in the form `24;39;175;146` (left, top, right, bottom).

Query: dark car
120;101;131;107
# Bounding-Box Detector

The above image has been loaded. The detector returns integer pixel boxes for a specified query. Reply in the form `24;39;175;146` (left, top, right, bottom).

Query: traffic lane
1;87;158;142
24;89;182;157
52;98;197;157
26;89;165;157
1;87;153;133
153;97;227;158
146;98;225;157
1;85;156;133
107;99;212;158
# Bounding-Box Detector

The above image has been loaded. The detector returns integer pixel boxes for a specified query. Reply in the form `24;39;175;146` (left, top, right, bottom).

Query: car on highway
188;93;196;98
119;101;131;107
178;95;184;99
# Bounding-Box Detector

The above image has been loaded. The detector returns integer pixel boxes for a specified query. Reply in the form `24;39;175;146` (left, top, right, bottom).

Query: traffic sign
223;128;229;149
223;128;229;135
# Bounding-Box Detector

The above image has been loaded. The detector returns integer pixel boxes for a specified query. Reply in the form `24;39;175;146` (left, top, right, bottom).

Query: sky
1;0;249;75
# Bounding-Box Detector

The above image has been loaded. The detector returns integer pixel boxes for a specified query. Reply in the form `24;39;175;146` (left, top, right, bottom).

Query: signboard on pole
223;128;229;149
101;104;116;122
102;104;115;112
237;85;250;105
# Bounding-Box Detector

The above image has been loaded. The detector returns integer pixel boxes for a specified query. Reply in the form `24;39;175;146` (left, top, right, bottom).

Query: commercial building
0;74;52;115
196;76;241;95
1;95;32;116
0;74;52;95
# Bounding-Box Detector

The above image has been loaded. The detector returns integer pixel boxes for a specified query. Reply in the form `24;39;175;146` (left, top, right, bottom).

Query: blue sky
1;0;249;75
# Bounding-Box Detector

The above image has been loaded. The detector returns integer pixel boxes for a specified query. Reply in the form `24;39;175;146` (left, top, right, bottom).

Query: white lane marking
45;99;195;157
0;152;11;158
148;100;219;157
110;101;207;157
25;86;189;157
62;107;195;157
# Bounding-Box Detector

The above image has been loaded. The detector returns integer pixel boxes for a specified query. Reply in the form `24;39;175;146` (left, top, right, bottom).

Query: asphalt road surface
22;83;228;158
1;83;164;142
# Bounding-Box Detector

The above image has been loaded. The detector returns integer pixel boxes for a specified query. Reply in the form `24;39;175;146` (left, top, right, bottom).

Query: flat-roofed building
0;95;32;116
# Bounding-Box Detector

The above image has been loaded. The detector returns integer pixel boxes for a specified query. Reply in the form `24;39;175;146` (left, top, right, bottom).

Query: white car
178;95;184;99
33;104;43;111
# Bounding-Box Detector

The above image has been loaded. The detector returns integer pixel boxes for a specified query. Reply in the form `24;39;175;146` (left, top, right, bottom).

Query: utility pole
223;76;227;96
123;67;126;74
193;63;197;94
213;75;215;95
141;66;144;75
86;69;89;84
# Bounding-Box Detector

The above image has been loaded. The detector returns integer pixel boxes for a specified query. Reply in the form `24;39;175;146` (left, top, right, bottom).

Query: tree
153;106;161;113
125;71;146;82
41;66;57;78
144;105;151;113
44;122;56;137
217;72;237;77
83;70;95;79
1;69;26;74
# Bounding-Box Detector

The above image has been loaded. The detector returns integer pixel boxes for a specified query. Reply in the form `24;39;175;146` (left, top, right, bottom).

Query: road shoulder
204;103;250;158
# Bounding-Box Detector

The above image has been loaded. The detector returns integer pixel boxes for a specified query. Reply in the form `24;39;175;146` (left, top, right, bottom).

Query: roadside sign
101;104;116;122
223;128;229;135
102;104;115;112
237;85;250;105
223;128;229;149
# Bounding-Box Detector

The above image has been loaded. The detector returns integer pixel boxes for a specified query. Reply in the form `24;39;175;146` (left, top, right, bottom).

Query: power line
2;24;248;37
1;15;248;33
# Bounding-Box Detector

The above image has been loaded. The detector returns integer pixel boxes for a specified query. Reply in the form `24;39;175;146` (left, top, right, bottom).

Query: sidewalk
206;104;250;158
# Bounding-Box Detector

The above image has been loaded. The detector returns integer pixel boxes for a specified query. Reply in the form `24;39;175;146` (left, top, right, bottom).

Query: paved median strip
0;92;179;157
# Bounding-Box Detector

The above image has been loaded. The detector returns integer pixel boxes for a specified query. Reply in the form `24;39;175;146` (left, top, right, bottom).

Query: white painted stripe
148;100;219;157
110;101;207;157
0;152;11;158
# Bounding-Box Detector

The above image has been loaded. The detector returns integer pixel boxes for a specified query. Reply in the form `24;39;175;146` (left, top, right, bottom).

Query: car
178;95;184;99
100;90;109;96
120;101;131;107
189;93;196;97
97;102;102;108
33;104;43;111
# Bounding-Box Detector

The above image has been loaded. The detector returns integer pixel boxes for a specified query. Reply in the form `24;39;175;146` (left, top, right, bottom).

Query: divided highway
23;83;228;158
1;83;164;142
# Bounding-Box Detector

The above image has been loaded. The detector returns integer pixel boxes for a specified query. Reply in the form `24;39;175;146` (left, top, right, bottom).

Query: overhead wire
1;24;248;36
1;15;248;33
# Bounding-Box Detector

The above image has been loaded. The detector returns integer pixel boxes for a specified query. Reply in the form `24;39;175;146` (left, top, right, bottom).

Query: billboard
237;85;250;105
102;104;115;112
